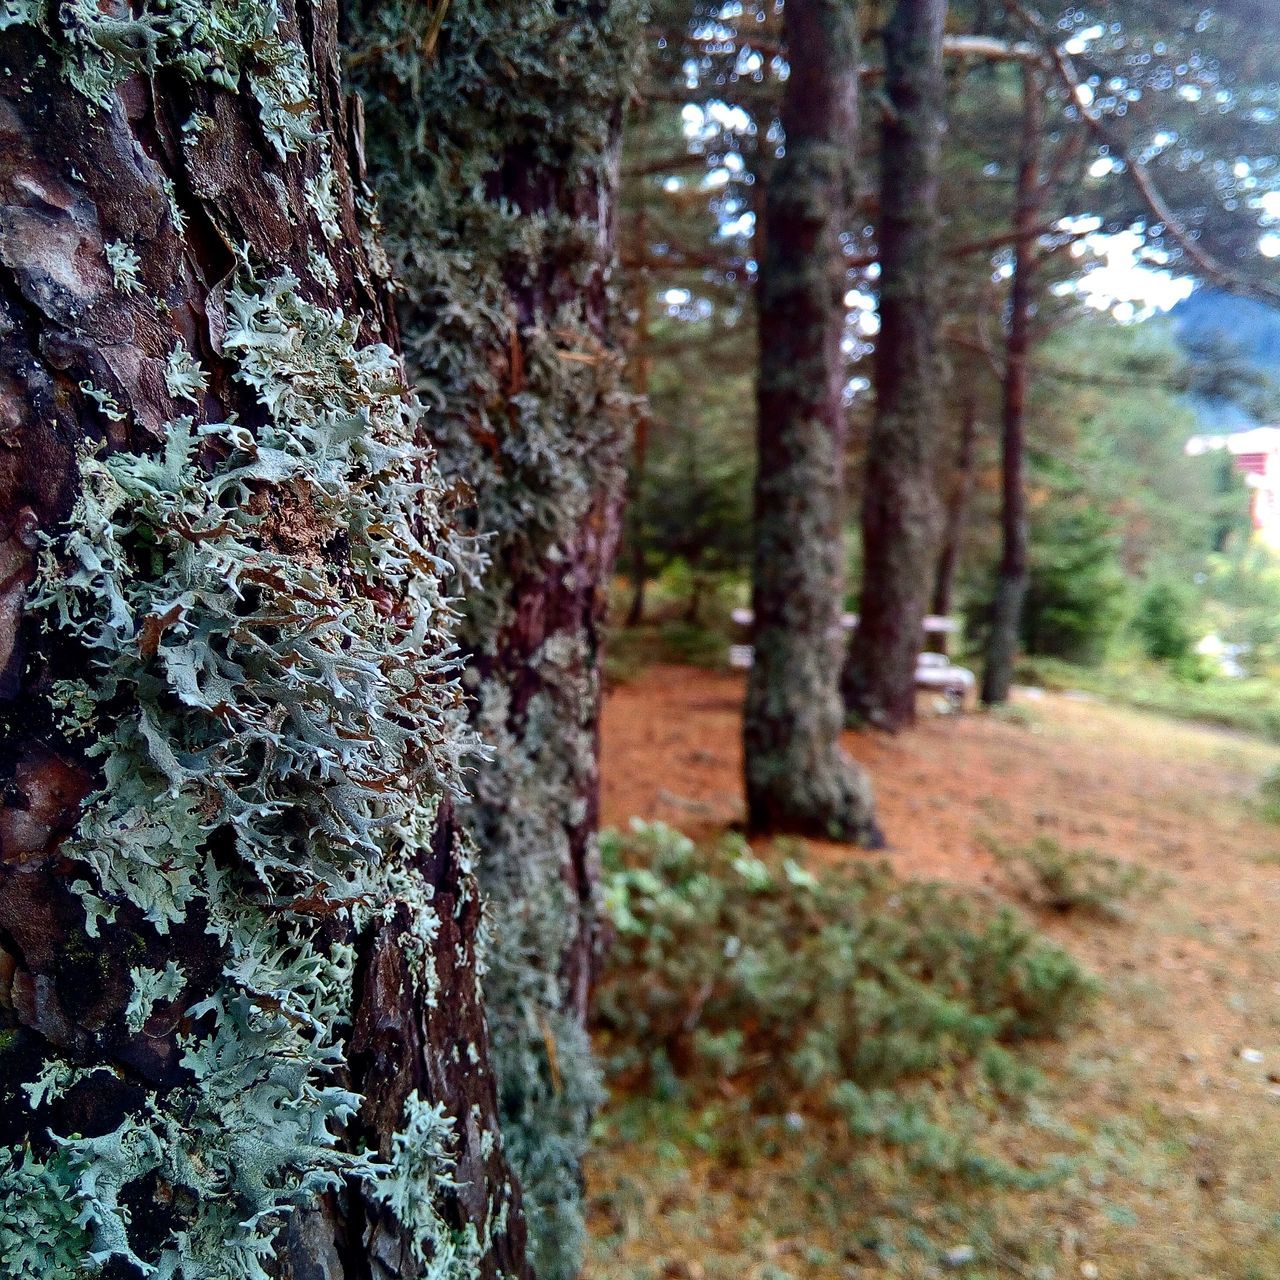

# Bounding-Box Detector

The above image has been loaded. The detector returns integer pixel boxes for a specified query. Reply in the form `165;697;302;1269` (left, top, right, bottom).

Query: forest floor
584;663;1280;1280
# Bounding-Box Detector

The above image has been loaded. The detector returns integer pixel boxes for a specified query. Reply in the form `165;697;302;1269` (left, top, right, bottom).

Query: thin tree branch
1007;0;1280;304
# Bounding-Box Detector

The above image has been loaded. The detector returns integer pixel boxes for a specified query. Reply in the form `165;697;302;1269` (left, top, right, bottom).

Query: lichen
0;1147;87;1280
5;0;319;154
371;1092;479;1279
164;340;208;403
304;152;343;244
124;961;186;1033
105;238;142;293
5;260;476;1278
345;4;645;1273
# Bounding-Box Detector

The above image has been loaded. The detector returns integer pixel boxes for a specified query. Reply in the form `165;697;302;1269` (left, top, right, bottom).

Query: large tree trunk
842;0;947;733
0;7;529;1278
743;0;880;843
982;65;1043;706
345;6;641;1277
929;393;980;653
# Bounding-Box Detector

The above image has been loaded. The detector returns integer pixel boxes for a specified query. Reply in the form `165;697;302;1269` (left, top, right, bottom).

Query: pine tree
743;0;881;843
0;6;531;1275
344;4;644;1275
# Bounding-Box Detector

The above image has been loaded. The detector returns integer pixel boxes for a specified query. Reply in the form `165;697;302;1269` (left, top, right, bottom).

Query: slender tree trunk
982;65;1044;706
626;214;654;629
0;7;528;1278
346;6;641;1276
842;0;947;733
743;0;880;843
929;393;980;653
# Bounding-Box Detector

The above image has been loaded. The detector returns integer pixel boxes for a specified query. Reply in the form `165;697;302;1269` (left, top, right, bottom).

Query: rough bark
929;393;980;653
842;0;947;732
624;233;654;630
982;65;1043;707
345;5;642;1276
0;7;527;1278
743;0;880;843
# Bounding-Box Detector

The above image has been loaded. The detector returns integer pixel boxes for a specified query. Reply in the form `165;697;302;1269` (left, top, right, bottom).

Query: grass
1019;654;1280;743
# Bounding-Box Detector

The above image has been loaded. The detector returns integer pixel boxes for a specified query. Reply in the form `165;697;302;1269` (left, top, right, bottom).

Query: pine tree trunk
842;0;947;733
625;253;654;630
982;66;1043;707
929;394;980;653
743;0;880;843
346;6;642;1276
0;7;528;1277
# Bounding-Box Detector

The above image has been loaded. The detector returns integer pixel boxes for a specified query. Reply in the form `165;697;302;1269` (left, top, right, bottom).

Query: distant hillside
1173;288;1280;367
1171;287;1280;428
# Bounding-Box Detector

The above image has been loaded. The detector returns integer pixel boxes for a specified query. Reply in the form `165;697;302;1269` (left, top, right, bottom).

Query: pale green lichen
0;1148;87;1280
105;239;142;293
7;262;474;1278
164;340;208;403
346;4;644;1273
307;244;340;289
8;0;318;154
372;1092;480;1280
161;175;189;237
124;960;186;1033
305;152;343;243
79;378;126;422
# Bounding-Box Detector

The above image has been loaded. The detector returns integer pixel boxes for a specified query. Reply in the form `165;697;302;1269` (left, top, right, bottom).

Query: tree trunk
625;223;654;630
345;6;641;1277
743;0;880;843
982;65;1043;707
842;0;948;732
929;393;980;653
0;7;529;1278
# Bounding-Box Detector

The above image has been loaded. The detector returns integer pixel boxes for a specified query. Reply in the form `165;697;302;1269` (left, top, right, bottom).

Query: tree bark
929;392;980;652
842;0;948;732
0;7;527;1278
982;65;1044;707
743;0;880;843
345;5;641;1276
625;208;654;630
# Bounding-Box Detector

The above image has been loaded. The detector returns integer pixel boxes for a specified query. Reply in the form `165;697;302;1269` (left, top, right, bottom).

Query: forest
1;2;1279;1279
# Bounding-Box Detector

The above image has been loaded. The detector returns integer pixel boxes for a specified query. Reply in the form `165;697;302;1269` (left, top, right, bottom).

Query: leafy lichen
164;340;208;404
6;0;319;154
5;258;477;1277
346;4;645;1273
105;238;142;293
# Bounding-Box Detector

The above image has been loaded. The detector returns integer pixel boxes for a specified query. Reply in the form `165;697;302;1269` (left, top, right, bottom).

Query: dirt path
594;665;1280;1279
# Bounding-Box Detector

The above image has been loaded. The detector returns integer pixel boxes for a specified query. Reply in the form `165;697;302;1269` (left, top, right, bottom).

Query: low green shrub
596;821;1096;1177
1257;766;1280;824
1132;580;1198;663
986;834;1153;919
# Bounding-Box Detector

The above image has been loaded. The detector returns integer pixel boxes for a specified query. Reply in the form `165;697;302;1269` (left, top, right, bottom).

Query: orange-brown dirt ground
588;663;1280;1280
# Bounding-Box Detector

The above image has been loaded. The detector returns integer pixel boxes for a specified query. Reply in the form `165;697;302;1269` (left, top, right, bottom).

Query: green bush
596;823;1096;1125
1132;579;1197;663
1257;766;1280;824
987;835;1154;920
